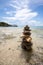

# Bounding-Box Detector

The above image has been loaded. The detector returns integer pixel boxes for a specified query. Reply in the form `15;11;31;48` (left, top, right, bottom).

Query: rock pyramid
21;25;32;50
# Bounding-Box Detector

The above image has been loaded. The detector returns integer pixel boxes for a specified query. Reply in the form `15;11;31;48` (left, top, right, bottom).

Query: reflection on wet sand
20;49;33;63
20;46;43;65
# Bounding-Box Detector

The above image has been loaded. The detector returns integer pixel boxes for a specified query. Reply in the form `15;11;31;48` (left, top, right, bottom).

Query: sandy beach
0;27;43;65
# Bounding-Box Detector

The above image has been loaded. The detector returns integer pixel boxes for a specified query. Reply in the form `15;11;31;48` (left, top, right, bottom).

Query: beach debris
21;25;32;50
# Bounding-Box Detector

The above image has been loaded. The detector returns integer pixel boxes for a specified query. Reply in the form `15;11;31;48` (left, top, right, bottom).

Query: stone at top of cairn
24;25;31;31
23;25;31;36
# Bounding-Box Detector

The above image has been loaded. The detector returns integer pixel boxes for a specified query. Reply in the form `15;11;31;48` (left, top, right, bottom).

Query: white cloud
27;20;38;26
15;8;38;21
5;11;16;16
3;8;38;21
3;0;42;26
6;11;11;15
10;0;29;9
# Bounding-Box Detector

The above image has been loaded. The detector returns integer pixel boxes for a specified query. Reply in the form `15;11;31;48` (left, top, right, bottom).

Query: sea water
0;26;43;41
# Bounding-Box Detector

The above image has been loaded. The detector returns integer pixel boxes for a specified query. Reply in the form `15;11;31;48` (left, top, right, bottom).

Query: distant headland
0;22;18;27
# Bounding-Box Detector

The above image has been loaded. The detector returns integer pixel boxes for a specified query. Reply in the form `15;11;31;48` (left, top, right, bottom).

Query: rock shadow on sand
20;48;33;63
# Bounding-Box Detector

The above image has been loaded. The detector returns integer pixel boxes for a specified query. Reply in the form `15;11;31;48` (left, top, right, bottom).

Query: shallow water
0;27;43;65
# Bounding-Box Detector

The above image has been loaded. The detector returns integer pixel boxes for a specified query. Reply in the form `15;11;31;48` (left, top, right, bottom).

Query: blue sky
0;0;43;26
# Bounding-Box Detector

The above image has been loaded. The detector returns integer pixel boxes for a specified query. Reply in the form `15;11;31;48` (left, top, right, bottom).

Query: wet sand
0;27;43;65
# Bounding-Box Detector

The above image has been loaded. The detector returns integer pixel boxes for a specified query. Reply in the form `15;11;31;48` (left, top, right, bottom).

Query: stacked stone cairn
21;25;32;50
